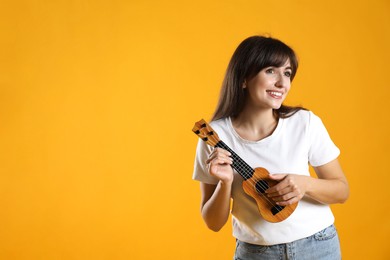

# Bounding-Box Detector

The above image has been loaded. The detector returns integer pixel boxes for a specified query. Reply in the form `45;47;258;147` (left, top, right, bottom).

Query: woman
192;36;349;259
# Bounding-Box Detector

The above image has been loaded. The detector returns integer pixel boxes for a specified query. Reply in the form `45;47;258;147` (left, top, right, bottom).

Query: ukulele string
216;142;280;211
216;141;271;195
217;141;271;194
231;153;289;219
197;124;286;217
230;151;281;210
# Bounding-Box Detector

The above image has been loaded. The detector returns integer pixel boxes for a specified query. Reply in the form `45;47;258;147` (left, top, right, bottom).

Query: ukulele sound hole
271;205;285;215
255;180;269;194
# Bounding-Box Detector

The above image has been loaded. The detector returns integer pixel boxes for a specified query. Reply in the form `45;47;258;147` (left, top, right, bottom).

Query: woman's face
244;59;292;110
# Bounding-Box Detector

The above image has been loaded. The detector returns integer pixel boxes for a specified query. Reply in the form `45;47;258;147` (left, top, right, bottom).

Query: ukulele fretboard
215;141;254;181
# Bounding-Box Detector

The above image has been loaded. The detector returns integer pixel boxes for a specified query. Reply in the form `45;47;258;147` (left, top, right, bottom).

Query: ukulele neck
215;141;254;180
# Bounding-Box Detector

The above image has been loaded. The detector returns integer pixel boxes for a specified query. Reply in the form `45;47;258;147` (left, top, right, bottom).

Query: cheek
285;84;292;93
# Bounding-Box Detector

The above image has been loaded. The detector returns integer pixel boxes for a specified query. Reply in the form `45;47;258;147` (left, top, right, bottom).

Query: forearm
305;177;349;204
201;181;232;232
267;159;349;206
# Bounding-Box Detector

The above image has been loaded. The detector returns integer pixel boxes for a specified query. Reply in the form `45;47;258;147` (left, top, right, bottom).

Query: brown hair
212;36;306;121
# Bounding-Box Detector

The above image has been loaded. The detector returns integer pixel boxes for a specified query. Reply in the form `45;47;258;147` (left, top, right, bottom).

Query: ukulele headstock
192;119;220;147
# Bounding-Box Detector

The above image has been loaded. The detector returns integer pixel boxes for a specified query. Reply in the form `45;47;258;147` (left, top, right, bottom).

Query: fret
192;118;298;222
216;141;254;180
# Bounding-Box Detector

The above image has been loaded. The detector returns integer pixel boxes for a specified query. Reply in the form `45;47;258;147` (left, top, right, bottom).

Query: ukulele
192;119;298;223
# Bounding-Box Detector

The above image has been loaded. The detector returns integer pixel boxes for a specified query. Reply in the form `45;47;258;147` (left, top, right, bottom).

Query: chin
272;103;283;110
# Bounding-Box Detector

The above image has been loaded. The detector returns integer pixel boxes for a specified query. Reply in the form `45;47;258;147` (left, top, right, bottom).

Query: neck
232;107;278;141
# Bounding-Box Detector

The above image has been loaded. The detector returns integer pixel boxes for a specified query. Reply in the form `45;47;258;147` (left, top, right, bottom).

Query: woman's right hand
206;147;234;184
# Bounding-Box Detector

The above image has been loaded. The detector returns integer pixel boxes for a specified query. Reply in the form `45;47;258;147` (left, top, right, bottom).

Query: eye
265;68;274;74
284;71;292;77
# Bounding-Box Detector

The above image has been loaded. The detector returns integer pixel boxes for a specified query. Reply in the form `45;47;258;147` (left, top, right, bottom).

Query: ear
242;81;247;89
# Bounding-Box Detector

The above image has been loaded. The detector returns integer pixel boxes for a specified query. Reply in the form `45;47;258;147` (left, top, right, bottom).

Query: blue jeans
234;224;341;260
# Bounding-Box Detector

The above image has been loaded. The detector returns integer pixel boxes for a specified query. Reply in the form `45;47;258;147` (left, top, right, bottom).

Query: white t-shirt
192;110;340;245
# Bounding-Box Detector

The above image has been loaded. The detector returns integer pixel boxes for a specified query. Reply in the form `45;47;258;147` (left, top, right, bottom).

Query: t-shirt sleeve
192;139;219;185
308;111;340;167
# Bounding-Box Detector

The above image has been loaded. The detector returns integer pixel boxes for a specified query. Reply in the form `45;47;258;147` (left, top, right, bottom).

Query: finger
206;152;218;164
272;192;296;202
208;156;233;166
206;155;232;164
265;178;289;194
268;174;286;181
271;176;299;194
267;185;294;198
275;196;299;206
208;148;232;162
214;147;232;156
206;153;233;164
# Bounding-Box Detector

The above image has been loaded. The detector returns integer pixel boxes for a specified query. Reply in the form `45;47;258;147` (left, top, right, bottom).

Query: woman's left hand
265;174;310;206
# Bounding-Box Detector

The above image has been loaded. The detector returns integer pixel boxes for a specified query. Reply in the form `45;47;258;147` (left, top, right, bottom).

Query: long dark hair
212;36;306;121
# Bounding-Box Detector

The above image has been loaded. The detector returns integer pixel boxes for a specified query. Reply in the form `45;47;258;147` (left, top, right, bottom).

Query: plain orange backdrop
0;0;389;259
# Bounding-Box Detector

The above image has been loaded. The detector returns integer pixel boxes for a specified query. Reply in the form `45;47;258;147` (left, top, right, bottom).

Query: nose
274;72;290;89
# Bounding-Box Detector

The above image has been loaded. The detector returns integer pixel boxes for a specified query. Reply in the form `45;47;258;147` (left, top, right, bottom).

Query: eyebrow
267;65;293;70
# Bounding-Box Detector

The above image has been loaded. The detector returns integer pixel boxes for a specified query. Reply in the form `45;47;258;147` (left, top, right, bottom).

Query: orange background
0;0;389;259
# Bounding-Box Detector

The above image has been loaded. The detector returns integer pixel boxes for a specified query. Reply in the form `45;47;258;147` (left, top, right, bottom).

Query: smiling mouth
266;91;283;98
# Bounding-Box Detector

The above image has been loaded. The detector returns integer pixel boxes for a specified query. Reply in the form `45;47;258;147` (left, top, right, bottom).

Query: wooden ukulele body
242;167;298;223
193;119;298;223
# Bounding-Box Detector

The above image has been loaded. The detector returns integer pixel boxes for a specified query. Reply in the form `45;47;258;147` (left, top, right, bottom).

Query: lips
266;90;283;99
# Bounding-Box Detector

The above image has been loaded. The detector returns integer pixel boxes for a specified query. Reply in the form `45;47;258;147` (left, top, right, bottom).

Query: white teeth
269;91;282;96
